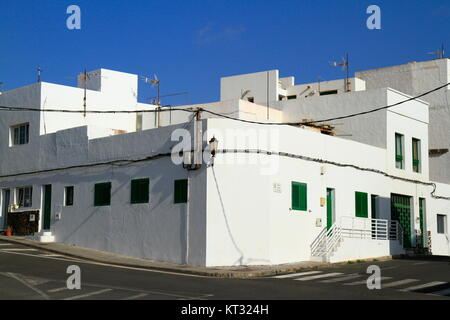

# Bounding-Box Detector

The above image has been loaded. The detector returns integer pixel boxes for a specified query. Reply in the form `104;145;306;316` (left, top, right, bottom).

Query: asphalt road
1;240;449;300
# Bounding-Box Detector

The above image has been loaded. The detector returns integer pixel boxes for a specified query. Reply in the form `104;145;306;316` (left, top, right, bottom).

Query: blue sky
1;0;449;105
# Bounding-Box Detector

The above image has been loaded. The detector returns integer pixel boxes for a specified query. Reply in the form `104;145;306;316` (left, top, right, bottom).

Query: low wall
329;238;405;263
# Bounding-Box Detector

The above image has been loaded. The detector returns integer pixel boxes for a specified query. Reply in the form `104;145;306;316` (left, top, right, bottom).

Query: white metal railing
310;223;342;257
340;216;402;241
311;216;404;258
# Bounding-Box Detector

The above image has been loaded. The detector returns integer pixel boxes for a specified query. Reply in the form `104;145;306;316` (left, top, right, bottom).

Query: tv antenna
330;53;350;92
240;89;251;99
148;91;189;105
141;74;160;106
427;44;445;59
79;69;102;117
37;67;43;83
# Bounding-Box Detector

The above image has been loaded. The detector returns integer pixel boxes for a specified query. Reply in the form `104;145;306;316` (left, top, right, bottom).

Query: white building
0;64;449;266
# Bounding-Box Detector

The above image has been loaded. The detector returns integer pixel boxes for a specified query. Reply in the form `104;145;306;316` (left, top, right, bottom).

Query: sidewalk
0;235;334;278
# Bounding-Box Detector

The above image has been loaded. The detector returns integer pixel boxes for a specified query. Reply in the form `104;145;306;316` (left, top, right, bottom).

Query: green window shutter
412;138;420;172
131;179;150;204
355;192;368;218
291;183;300;210
94;182;111;206
292;182;307;211
174;179;188;204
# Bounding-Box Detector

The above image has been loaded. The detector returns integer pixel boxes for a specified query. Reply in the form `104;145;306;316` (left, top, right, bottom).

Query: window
319;90;338;96
65;186;74;206
94;182;111;206
437;215;447;234
136;113;143;131
17;186;32;208
174;179;188;204
371;195;378;219
291;182;307;211
131;178;149;204
355;192;368;218
287;95;297;100
11;123;30;146
247;97;254;103
412;138;421;173
395;133;404;169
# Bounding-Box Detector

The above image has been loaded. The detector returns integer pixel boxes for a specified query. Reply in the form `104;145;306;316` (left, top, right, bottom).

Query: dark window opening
131;178;150;204
94;182;111;207
319;90;338;96
65;186;74;206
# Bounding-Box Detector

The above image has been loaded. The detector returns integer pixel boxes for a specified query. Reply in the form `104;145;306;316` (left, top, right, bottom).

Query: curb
1;237;406;278
0;237;332;278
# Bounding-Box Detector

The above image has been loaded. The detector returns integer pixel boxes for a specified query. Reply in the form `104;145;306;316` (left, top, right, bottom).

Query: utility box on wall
7;210;40;236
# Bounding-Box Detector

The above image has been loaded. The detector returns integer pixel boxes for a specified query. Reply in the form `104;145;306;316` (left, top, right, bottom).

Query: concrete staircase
34;231;55;243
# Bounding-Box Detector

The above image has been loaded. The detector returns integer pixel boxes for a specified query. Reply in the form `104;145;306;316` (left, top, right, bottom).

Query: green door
419;198;426;249
43;185;52;230
391;194;412;247
326;189;334;230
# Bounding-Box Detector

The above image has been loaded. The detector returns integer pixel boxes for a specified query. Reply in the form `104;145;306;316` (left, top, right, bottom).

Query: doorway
1;189;10;230
326;188;335;230
43;185;52;230
391;194;412;247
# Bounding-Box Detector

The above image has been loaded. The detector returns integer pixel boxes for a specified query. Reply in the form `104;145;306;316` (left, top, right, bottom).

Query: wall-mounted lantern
209;136;218;157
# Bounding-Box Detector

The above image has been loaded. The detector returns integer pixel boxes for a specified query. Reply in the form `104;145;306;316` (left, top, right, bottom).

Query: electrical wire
0;82;448;125
201;81;450;126
0;147;448;200
0;105;194;114
216;149;450;200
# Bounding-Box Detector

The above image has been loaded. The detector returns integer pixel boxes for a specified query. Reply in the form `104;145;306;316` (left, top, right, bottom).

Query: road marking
273;271;322;279
120;293;148;300
0;243;13;246
0;272;50;300
1;248;38;252
48;287;68;293
429;288;450;296
400;281;447;292
64;288;113;300
321;274;362;283
343;276;392;286
0;249;205;278
295;272;343;281
381;279;419;288
40;254;64;257
412;262;429;266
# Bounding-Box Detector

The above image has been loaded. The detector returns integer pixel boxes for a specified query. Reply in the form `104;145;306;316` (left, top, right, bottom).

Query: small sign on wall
29;214;35;222
273;183;281;193
320;197;326;207
316;218;323;227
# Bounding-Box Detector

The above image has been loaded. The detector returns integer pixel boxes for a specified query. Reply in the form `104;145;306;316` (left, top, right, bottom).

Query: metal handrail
311;216;404;258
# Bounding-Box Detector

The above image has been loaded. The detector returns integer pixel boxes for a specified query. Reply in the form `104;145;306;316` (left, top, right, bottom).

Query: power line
1;82;448;123
0;146;447;200
0;105;194;114
217;149;450;200
201;81;450;126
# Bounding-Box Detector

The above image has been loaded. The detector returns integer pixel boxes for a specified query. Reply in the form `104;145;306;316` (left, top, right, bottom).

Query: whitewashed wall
0;120;207;265
356;58;450;184
204;118;437;266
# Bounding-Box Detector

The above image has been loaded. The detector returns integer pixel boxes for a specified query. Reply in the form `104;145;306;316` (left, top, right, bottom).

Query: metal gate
391;194;412;248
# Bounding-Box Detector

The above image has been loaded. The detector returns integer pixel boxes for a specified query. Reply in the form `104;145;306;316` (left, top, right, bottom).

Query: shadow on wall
211;166;244;265
211;167;271;266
